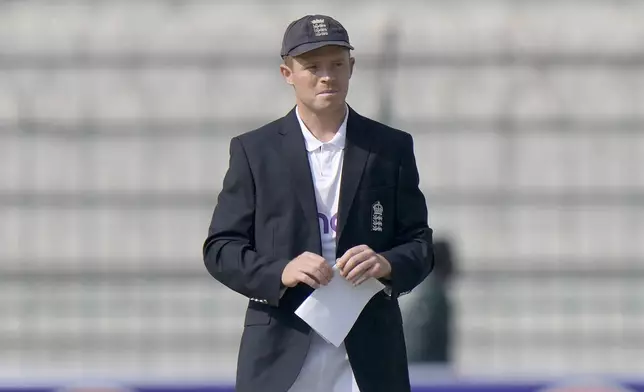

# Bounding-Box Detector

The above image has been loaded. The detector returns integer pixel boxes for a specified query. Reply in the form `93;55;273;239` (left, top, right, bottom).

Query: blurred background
1;0;643;390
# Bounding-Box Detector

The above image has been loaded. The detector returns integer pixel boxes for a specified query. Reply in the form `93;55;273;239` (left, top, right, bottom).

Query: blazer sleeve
379;133;434;297
202;137;290;307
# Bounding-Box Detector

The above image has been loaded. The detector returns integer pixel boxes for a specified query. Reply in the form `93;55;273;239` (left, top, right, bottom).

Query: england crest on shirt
371;201;383;232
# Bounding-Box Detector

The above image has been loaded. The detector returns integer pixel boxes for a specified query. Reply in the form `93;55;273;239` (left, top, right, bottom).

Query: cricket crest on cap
311;18;328;37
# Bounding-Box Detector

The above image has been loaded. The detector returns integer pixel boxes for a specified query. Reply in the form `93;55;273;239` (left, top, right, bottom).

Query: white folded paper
294;265;385;347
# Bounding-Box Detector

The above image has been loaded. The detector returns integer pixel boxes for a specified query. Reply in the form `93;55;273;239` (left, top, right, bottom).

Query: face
280;45;355;113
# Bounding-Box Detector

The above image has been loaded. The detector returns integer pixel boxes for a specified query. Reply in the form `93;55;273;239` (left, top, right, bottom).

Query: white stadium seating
1;0;643;380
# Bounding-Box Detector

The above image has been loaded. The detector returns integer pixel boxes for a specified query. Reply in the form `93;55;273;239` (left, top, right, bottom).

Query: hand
336;245;391;286
281;251;334;289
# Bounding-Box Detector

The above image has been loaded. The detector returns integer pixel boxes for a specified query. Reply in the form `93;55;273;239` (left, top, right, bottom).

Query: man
203;14;434;392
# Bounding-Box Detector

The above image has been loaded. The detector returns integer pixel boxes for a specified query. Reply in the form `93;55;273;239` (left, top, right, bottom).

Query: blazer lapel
279;108;322;255
336;108;372;243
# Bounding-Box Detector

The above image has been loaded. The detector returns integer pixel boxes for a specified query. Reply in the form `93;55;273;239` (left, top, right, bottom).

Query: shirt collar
296;104;348;152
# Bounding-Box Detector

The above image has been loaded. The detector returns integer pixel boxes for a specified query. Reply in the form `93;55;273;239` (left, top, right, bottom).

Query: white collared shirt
298;107;347;264
288;105;360;392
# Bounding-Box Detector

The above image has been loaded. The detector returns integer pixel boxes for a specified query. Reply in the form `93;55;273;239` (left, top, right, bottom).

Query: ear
280;63;294;85
349;57;355;79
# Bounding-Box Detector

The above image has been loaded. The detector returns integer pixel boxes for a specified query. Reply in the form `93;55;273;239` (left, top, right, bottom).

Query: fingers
305;265;333;286
311;258;335;283
304;254;334;284
335;246;391;286
298;272;321;289
345;255;378;282
339;247;373;278
288;249;385;289
336;245;368;270
354;263;380;286
294;252;334;288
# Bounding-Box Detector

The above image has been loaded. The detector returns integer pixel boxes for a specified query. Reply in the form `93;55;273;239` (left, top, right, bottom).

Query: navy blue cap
281;15;354;58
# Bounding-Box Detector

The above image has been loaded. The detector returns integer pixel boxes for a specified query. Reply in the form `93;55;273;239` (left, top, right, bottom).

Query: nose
317;66;336;83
